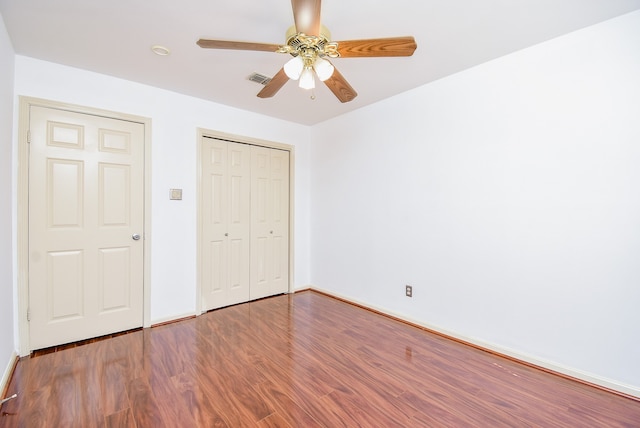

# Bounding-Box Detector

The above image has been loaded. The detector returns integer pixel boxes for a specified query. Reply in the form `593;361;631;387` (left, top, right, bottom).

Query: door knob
132;233;141;241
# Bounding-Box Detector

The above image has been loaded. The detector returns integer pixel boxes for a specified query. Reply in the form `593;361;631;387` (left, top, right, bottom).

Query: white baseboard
150;311;198;327
1;351;18;398
309;286;640;400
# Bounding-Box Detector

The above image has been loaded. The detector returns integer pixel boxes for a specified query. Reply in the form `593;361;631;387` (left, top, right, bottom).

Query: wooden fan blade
257;68;290;98
197;39;281;52
336;36;417;58
291;0;321;36
323;68;357;103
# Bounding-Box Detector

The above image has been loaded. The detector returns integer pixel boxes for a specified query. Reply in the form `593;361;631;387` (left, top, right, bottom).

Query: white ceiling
2;0;640;125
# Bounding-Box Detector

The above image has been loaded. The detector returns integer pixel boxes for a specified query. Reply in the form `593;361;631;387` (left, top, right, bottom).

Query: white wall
13;57;312;323
0;12;16;388
311;11;640;396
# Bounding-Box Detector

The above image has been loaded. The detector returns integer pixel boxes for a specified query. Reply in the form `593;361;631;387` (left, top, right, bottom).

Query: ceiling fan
197;0;417;103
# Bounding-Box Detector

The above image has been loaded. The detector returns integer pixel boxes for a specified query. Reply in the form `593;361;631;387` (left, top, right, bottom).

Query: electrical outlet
405;285;413;297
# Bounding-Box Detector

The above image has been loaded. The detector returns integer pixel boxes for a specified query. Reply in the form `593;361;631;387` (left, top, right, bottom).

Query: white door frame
196;128;295;314
16;97;152;356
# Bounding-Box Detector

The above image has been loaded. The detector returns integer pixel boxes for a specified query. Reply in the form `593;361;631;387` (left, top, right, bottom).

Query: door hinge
27;308;30;322
27;130;31;144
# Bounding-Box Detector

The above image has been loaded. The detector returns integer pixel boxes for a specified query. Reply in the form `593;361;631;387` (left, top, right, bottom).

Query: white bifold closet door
201;137;289;311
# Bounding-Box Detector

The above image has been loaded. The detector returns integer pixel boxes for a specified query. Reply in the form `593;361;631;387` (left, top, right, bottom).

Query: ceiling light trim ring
151;45;171;56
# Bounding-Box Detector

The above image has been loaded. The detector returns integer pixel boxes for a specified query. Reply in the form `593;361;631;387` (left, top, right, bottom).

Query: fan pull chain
310;88;316;100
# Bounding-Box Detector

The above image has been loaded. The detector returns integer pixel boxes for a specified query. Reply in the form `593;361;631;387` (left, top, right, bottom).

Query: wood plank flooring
1;290;639;427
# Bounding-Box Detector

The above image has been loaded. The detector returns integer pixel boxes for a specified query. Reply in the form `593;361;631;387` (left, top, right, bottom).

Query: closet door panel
250;147;289;299
250;146;272;300
201;139;250;310
269;149;290;295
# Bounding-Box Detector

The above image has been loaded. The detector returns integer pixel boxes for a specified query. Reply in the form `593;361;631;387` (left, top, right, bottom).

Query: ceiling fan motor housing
283;25;340;58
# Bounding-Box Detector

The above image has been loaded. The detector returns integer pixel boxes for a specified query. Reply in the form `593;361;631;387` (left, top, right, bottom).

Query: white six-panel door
28;106;145;350
201;137;289;311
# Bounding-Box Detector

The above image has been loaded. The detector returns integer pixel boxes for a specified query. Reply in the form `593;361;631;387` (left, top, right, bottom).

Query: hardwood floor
1;290;639;427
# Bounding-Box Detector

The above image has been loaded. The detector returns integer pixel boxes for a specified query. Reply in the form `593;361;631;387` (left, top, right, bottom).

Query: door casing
17;97;152;356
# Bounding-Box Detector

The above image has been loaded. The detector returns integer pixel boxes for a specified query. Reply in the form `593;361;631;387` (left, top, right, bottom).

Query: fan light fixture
283;53;334;89
282;30;335;91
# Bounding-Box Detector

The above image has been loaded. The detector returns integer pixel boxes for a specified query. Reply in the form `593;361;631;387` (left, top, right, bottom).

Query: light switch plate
169;188;183;200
